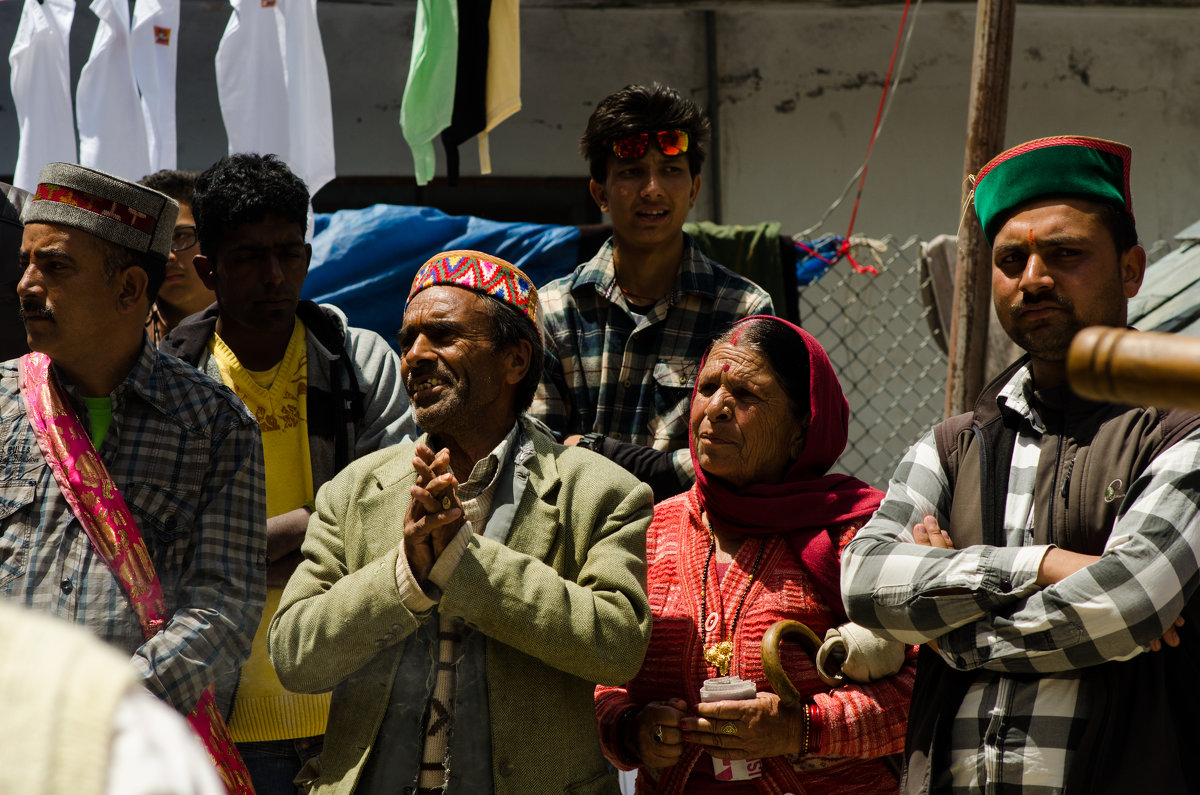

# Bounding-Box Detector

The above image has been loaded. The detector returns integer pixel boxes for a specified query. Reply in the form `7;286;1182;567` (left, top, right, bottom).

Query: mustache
1011;291;1072;317
404;362;455;392
18;301;53;322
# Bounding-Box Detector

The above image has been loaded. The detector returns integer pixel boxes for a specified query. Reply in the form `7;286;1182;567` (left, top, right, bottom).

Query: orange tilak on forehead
1029;228;1034;247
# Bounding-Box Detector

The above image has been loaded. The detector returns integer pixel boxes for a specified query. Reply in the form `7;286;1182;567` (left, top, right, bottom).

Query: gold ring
441;496;452;510
721;721;738;736
653;725;664;743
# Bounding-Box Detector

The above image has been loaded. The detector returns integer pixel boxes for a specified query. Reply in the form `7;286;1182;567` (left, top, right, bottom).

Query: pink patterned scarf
20;351;255;795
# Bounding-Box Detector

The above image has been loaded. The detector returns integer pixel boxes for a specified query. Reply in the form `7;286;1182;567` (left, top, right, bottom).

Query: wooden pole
944;0;1016;417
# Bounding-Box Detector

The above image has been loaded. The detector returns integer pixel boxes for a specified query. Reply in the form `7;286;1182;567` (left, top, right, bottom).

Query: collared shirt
531;235;773;486
841;364;1200;793
395;422;526;610
0;337;267;714
372;422;531;795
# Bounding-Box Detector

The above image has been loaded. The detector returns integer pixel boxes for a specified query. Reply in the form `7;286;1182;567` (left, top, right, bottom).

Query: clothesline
793;0;924;281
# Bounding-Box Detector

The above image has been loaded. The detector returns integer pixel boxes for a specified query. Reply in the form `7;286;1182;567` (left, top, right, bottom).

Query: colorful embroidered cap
973;135;1133;246
22;163;179;260
407;250;541;336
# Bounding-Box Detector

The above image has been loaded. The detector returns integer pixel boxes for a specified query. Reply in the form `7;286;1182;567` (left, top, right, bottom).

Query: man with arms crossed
842;136;1200;793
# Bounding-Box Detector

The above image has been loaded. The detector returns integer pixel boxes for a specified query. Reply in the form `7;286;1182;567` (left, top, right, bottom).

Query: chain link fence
798;235;941;490
801;235;1176;491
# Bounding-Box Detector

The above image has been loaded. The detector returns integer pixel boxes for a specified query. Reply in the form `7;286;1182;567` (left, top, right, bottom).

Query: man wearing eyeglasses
531;83;774;499
138;170;215;344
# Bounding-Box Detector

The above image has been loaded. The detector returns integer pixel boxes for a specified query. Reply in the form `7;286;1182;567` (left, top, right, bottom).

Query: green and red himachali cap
973;135;1133;246
21;162;178;260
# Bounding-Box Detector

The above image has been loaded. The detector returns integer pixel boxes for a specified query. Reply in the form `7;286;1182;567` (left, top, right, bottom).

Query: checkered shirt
842;363;1200;793
530;235;773;486
0;338;267;714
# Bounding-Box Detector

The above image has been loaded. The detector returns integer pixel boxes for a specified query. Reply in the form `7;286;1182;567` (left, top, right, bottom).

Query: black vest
902;357;1200;794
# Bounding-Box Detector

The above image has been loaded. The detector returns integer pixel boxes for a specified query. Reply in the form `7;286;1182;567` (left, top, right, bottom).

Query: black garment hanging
440;0;491;185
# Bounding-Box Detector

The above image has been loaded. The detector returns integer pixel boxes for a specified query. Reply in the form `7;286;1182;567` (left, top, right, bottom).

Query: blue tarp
304;204;580;345
305;203;844;345
794;234;846;286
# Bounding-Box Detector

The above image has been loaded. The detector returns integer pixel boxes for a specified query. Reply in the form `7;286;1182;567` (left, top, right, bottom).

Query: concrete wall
3;2;1198;241
3;1;1196;484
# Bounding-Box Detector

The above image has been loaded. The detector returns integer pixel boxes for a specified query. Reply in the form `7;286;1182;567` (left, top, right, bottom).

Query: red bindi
722;363;730;372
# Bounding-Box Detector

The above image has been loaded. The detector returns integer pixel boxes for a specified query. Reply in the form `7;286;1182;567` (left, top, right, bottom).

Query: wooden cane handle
761;619;831;706
1068;326;1200;411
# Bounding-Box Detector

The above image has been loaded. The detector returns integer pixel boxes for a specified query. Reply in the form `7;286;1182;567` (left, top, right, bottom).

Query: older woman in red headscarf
596;315;915;794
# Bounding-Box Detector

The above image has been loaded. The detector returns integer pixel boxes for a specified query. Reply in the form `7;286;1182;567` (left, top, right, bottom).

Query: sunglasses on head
610;129;690;160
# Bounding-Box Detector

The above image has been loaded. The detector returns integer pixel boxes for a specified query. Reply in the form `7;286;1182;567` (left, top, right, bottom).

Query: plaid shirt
842;364;1200;793
0;338;266;714
531;235;773;485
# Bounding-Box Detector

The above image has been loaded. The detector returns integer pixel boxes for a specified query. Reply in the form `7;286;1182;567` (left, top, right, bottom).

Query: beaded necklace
698;518;766;677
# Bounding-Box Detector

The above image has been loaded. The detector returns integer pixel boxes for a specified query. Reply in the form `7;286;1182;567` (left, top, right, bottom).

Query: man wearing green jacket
269;249;653;794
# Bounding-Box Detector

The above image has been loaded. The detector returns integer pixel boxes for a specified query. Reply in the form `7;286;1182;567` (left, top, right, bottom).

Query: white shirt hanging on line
214;0;290;161
131;0;181;172
77;0;152;180
9;0;77;193
279;0;335;198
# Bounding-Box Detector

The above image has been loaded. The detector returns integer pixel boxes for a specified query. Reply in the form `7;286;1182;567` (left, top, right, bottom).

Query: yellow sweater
212;322;330;742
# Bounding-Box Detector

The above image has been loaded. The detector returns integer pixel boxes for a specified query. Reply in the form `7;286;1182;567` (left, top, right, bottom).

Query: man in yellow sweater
161;154;415;794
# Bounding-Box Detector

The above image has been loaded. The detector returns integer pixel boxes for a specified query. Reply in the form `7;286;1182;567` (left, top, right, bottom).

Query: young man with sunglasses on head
531;83;774;499
138;170;216;344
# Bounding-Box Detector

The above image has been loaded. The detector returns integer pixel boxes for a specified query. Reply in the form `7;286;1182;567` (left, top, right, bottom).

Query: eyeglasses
171;225;198;253
609;129;690;160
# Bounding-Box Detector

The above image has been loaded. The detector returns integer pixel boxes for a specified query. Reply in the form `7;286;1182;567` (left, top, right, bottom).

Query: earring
601;204;609;213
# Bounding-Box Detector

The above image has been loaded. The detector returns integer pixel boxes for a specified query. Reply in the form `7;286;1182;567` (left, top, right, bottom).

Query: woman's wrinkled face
690;342;807;488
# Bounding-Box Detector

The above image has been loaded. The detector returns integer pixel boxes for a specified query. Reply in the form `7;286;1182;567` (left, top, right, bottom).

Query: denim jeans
238;736;323;795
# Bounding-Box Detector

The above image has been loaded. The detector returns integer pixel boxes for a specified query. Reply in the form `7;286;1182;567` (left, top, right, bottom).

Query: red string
794;240;838;266
837;0;913;276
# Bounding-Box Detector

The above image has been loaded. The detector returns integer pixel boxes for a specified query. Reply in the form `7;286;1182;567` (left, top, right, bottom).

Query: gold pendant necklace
703;639;735;676
698;516;766;677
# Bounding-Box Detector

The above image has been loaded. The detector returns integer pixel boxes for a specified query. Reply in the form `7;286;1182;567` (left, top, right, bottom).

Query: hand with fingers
631;698;688;768
678;692;808;760
403;443;464;581
912;514;955;549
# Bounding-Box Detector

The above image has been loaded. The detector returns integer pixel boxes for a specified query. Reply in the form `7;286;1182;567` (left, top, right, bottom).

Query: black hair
138;169;199;208
478;294;545;413
99;239;166;304
1096;203;1139;254
711;318;811;422
192;154;309;258
581;83;711;184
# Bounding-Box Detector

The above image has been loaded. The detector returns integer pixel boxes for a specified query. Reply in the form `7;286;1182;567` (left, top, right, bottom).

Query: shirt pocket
124;481;199;576
0;480;38;588
649;357;697;444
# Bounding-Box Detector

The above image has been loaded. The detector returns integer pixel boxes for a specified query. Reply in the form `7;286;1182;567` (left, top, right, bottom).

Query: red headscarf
691;315;883;619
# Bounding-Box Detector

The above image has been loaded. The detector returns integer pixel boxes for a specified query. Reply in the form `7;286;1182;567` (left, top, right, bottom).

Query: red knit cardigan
596;487;915;795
